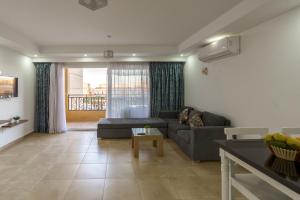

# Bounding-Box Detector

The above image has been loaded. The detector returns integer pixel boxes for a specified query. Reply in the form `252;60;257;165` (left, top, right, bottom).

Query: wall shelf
0;120;28;128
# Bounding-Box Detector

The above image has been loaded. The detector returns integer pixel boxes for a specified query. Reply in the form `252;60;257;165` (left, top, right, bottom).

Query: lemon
273;133;288;142
286;137;300;150
264;134;273;143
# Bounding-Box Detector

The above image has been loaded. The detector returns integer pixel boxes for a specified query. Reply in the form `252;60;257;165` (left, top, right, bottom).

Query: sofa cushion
177;130;191;144
188;110;202;126
202;112;228;126
166;118;190;134
98;118;167;129
189;113;204;128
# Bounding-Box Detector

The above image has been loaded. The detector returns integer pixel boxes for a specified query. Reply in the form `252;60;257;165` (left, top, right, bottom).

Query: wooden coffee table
131;128;164;158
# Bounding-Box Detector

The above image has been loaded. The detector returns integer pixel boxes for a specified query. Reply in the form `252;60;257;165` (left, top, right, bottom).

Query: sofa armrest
158;111;179;119
191;126;227;161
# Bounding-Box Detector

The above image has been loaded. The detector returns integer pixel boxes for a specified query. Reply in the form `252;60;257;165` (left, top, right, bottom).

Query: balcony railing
68;94;106;111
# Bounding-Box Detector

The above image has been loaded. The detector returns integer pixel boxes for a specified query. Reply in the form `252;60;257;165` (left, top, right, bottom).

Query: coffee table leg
131;137;134;148
153;140;157;147
158;137;164;156
134;138;139;158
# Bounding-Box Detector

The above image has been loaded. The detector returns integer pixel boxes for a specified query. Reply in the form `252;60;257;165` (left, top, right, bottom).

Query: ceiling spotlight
104;50;114;58
84;54;88;57
132;53;136;56
180;54;184;57
79;0;108;11
34;54;38;57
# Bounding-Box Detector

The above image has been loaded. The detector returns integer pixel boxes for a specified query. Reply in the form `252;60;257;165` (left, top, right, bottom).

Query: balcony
68;94;106;111
66;94;106;124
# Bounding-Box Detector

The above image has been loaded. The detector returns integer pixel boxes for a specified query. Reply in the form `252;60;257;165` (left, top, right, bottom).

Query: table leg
157;137;164;156
133;138;139;158
131;137;134;149
228;160;235;199
153;140;157;147
220;149;230;200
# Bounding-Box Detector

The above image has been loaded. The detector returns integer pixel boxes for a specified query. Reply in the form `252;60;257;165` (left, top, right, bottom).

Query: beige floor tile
0;154;35;166
106;163;136;178
43;164;79;180
29;154;61;166
75;164;106;179
103;179;142;200
139;178;180;200
26;180;71;200
169;175;221;199
66;145;89;153
70;138;93;145
0;132;227;199
87;144;110;153
166;166;199;178
108;151;133;163
81;152;107;164
191;161;221;175
64;179;105;200
134;163;169;179
56;153;85;164
43;145;69;154
12;164;52;181
2;179;39;200
0;166;23;182
1;188;31;200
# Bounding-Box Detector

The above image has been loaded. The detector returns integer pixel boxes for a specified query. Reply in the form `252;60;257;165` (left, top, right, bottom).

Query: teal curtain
150;62;185;117
34;63;51;133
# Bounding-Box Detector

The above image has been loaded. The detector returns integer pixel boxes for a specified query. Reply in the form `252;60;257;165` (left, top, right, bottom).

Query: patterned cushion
189;112;204;128
188;110;202;125
178;108;189;124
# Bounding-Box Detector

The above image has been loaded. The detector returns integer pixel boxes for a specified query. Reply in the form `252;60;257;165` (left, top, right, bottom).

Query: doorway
65;67;107;131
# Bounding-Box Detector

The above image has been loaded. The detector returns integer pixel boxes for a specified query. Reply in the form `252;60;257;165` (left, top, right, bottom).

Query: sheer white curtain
106;63;150;118
49;63;67;133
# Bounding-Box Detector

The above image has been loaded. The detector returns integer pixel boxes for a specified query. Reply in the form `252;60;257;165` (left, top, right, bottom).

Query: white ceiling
0;0;299;61
0;0;241;46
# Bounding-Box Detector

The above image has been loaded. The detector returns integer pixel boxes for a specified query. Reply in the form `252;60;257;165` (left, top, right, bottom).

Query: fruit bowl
264;133;300;162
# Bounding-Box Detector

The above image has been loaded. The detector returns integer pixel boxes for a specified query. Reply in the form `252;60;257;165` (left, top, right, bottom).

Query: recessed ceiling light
84;54;88;57
180;54;184;57
34;54;38;57
132;53;136;56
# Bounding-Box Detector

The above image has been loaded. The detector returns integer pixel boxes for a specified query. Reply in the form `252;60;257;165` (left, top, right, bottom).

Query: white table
217;140;300;200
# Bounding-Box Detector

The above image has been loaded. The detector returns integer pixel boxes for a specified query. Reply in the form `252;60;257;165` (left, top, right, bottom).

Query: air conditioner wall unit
198;36;240;62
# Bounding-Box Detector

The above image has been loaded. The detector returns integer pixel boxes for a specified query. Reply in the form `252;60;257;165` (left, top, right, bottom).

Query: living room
0;0;300;200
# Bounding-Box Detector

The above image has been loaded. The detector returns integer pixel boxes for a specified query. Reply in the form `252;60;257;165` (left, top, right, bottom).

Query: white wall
0;46;35;148
184;7;300;128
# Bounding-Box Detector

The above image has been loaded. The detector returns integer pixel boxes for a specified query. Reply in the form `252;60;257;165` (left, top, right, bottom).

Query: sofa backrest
201;111;231;126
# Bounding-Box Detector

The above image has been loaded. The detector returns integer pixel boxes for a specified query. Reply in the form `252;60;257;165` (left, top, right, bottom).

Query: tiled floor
0;131;245;200
67;121;98;131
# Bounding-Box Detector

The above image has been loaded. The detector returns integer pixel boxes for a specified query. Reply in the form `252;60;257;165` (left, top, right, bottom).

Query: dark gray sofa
97;109;230;161
159;110;230;161
97;118;167;139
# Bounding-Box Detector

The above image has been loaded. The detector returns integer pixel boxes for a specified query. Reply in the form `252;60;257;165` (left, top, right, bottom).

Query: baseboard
0;131;34;152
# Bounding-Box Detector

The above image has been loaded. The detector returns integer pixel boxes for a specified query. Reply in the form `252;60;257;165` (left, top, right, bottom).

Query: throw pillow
178;108;189;124
188;110;202;125
189;113;204;128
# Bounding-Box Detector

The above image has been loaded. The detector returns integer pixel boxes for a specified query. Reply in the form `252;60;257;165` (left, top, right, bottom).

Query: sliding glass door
106;63;150;118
